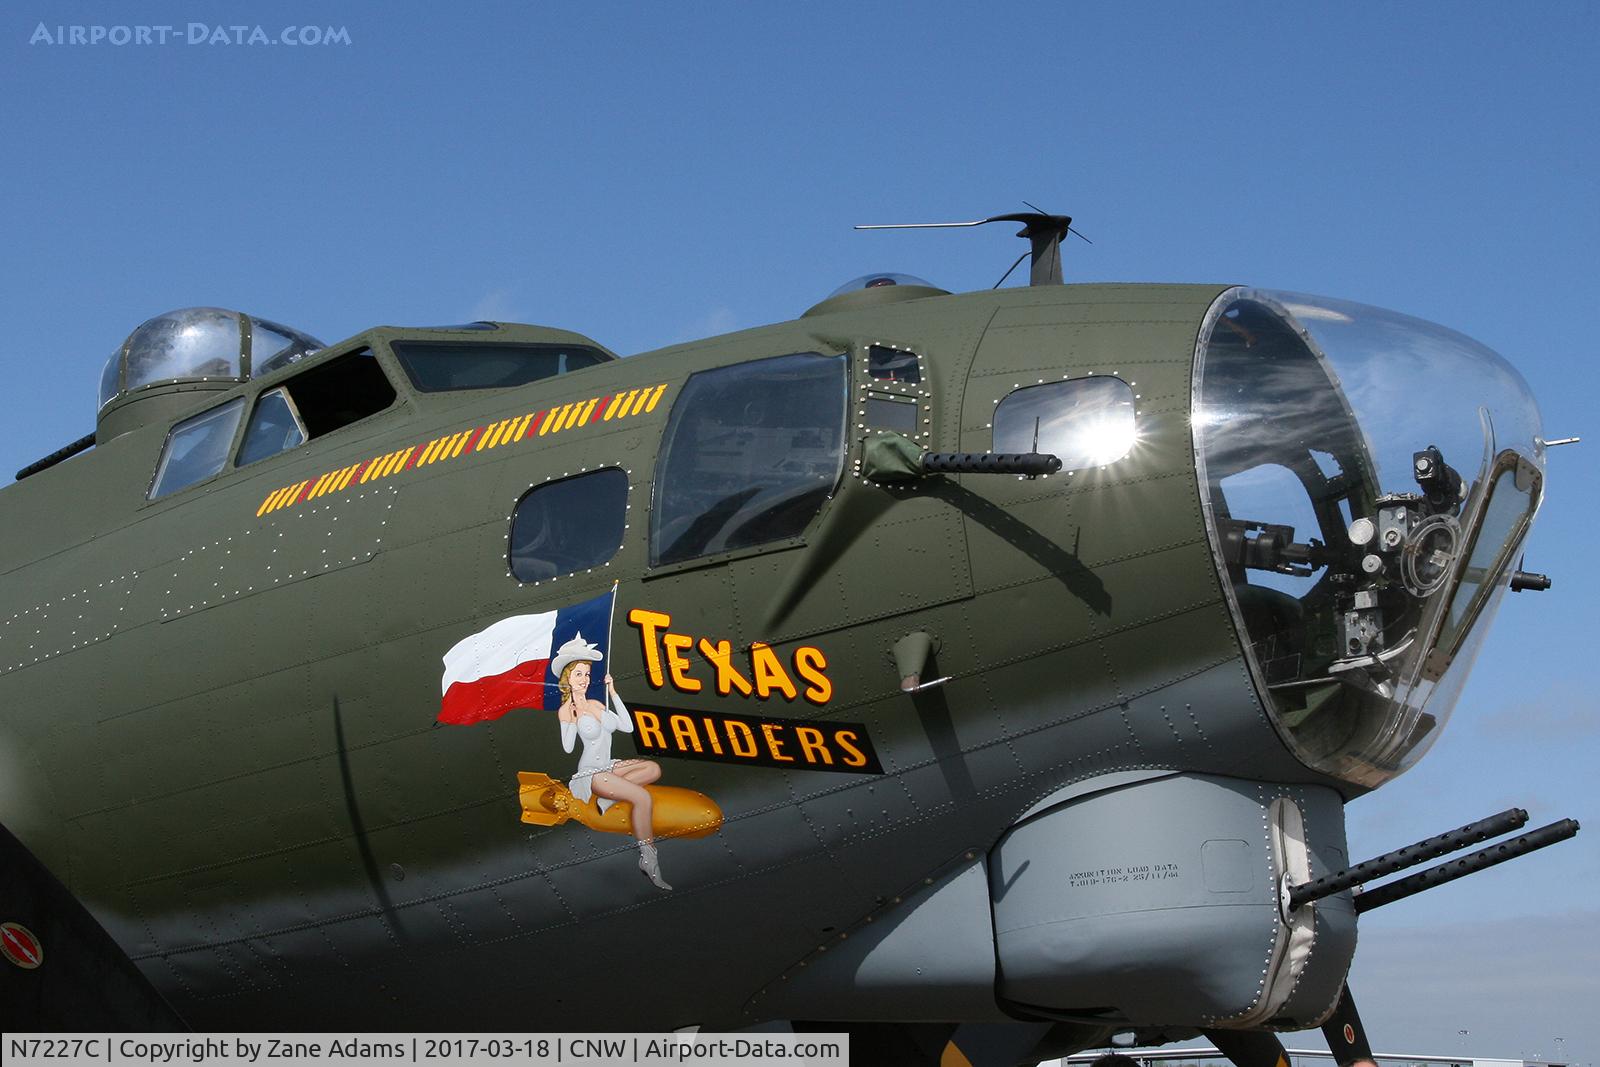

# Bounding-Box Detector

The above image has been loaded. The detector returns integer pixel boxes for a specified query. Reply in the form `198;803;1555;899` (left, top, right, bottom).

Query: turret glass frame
1192;289;1544;787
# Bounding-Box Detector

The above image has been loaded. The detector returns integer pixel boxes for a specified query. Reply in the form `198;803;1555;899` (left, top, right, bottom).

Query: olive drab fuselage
0;280;1544;1034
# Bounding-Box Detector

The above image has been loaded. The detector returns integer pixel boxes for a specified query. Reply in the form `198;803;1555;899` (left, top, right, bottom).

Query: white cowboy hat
550;633;604;677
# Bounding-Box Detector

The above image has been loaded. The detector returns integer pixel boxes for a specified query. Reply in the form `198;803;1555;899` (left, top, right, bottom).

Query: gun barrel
921;451;1063;477
1288;807;1528;910
1354;819;1580;913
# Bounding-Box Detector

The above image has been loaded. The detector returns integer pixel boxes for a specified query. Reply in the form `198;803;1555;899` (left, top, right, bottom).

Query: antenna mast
855;208;1083;286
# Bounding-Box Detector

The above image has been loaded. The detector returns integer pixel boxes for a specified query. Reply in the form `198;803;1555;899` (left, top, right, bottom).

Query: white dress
560;691;634;811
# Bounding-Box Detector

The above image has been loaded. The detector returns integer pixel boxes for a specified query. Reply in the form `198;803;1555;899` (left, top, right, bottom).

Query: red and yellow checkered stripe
255;382;669;517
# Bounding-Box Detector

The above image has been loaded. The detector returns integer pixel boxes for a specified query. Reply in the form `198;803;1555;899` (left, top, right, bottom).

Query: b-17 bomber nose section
952;285;1316;784
0;265;1568;1038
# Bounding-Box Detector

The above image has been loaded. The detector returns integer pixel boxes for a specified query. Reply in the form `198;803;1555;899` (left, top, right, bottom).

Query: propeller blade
939;1021;1053;1067
1320;983;1374;1065
1203;1029;1292;1067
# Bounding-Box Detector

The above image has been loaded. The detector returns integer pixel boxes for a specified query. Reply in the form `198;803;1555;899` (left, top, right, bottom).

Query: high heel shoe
638;841;672;891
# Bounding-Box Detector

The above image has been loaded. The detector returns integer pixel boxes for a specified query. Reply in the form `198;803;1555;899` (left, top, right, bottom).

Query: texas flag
438;587;615;726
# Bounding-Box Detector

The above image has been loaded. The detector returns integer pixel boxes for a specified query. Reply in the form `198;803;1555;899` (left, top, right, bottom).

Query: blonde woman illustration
551;634;672;890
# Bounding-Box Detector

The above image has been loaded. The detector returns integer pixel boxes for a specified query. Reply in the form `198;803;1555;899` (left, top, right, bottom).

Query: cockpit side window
867;344;921;384
992;377;1137;468
149;398;246;499
237;387;308;467
510;468;629;582
283;348;396;439
231;348;395;468
651;352;847;566
391;342;610;393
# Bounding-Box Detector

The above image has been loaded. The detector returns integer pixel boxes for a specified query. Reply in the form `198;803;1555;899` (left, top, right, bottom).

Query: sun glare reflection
993;376;1137;469
1068;413;1139;467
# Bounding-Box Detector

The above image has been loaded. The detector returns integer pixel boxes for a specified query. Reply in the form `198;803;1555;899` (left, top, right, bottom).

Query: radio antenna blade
853;220;990;229
854;209;1078;286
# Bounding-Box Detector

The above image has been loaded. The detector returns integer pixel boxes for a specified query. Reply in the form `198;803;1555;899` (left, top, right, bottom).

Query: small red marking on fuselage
1;922;42;969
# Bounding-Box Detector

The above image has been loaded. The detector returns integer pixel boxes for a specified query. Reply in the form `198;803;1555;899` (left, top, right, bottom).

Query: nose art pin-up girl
550;634;672;890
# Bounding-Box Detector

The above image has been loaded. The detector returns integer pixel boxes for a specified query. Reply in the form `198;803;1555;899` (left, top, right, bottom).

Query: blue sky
2;1;1596;1055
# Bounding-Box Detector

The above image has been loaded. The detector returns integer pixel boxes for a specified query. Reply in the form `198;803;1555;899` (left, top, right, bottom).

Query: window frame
136;340;408;509
866;342;923;384
389;340;612;394
235;385;311;469
990;375;1138;470
275;346;398;441
507;466;632;584
230;345;401;471
147;396;249;500
647;351;850;573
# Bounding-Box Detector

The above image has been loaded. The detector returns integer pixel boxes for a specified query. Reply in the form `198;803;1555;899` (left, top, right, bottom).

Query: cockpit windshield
1193;290;1543;787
